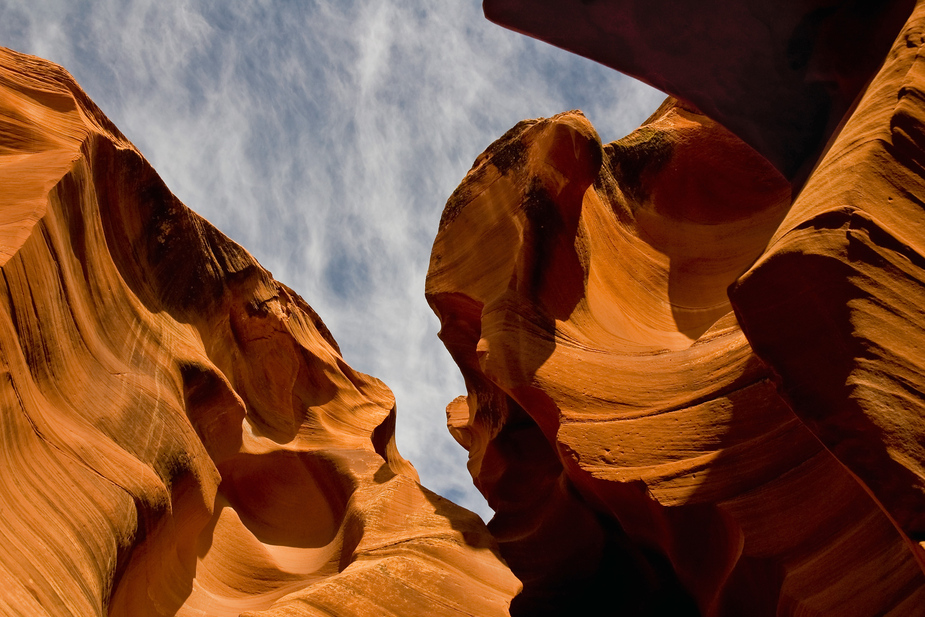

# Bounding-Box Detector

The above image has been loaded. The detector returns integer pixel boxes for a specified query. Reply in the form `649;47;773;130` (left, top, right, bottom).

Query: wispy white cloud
0;0;665;519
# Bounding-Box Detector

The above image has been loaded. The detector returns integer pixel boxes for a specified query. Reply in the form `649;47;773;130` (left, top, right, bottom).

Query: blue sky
0;0;664;519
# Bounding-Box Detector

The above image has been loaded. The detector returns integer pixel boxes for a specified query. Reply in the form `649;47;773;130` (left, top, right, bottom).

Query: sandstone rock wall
427;4;925;612
0;47;519;617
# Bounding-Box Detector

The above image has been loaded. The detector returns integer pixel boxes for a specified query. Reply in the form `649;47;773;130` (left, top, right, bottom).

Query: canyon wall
426;1;925;614
0;47;519;617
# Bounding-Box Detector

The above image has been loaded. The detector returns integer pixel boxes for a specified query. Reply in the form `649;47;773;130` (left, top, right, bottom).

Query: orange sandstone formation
427;5;925;610
0;47;519;617
730;0;925;549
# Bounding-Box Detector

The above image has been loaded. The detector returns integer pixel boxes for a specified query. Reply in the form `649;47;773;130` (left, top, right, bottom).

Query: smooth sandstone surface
0;47;520;617
427;5;925;609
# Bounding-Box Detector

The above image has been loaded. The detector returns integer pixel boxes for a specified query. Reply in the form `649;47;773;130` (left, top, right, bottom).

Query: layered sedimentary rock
730;0;925;547
427;4;925;611
0;47;519;617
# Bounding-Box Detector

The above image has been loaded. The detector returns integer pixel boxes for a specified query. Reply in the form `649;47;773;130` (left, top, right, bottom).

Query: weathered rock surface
731;0;925;550
427;4;925;612
0;47;519;617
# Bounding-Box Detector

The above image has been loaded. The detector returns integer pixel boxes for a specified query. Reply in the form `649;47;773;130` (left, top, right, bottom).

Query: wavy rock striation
0;47;519;617
731;0;925;548
427;7;925;608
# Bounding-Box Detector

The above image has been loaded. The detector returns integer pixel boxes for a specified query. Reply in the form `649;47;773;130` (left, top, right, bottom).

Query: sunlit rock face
0;47;520;617
426;6;925;608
